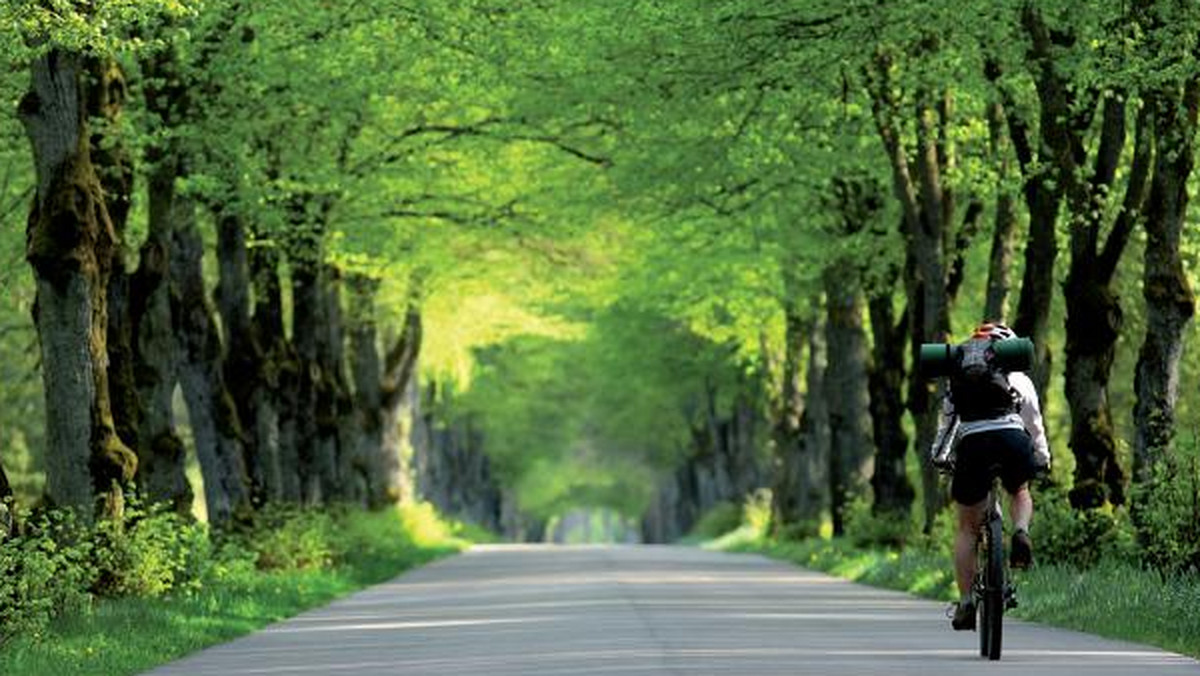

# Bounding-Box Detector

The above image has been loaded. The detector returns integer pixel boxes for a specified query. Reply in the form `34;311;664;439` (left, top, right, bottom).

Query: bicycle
974;471;1018;661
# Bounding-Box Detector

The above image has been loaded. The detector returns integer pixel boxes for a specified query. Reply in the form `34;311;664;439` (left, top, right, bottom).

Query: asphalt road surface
146;544;1200;675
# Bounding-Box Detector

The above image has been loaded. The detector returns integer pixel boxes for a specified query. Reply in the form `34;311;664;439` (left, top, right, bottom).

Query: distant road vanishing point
146;545;1200;675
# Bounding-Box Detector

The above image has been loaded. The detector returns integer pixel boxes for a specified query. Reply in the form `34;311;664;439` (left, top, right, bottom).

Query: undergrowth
0;500;473;675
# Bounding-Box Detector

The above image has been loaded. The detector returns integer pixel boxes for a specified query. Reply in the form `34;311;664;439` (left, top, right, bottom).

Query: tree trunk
171;197;251;526
983;99;1019;322
867;288;913;520
250;238;296;502
20;50;136;520
824;269;873;537
378;299;423;505
800;310;830;524
0;457;13;538
89;58;140;464
314;264;347;501
131;156;192;515
348;274;382;506
214;208;276;507
769;293;812;535
1022;6;1151;508
1133;80;1200;482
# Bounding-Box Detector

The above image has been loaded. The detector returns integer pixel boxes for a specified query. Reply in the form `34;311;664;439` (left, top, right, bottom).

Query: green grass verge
713;532;1200;659
0;504;471;676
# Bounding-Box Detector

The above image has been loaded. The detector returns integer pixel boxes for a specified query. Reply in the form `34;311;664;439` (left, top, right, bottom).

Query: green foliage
0;510;93;644
1133;456;1200;574
1036;486;1138;569
0;504;468;674
90;500;211;598
227;505;335;572
688;501;743;540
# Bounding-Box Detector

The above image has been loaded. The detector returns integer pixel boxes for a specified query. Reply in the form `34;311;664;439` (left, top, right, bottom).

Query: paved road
146;545;1199;675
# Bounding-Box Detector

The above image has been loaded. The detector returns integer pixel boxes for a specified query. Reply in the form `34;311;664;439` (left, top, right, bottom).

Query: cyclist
929;322;1051;631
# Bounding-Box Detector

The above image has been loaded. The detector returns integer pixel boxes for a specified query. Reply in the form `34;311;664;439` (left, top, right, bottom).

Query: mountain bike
974;473;1018;661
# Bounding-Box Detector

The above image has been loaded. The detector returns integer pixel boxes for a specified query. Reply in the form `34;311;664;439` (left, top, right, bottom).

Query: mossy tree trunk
171;197;251;526
88;58;140;468
251;237;300;502
131;51;192;515
347;274;382;506
290;234;326;505
824;267;873;537
316;263;351;502
768;286;812;535
867;279;913;522
20;50;136;520
216;207;279;507
1024;7;1152;508
1133;78;1200;483
798;310;830;525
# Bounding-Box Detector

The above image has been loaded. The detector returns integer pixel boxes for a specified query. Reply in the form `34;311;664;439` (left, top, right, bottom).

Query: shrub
91;499;212;597
0;509;94;643
688;501;742;540
228;504;334;571
1035;485;1137;569
1132;457;1200;574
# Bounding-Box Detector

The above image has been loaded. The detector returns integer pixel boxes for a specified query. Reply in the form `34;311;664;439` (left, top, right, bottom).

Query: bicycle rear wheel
981;514;1004;660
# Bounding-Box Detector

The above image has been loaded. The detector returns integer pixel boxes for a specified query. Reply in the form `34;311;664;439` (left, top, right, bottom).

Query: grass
713;532;1200;660
0;504;471;675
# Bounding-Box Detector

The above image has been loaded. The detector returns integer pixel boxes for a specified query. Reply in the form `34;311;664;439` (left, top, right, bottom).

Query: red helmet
971;322;1016;341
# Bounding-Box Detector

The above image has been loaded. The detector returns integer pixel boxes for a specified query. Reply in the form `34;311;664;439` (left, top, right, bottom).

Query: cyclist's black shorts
951;428;1036;505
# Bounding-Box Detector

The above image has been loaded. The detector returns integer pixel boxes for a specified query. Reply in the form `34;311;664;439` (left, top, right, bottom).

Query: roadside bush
1132;457;1200;574
91;499;212;597
0;509;94;643
844;495;919;549
1035;485;1136;569
688;501;742;540
229;504;334;571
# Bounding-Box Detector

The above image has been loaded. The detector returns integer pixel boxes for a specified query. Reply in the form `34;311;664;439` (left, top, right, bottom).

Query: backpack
948;337;1018;421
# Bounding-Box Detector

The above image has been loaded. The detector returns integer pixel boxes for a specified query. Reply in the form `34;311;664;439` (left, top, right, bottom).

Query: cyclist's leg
955;499;986;598
1008;483;1031;532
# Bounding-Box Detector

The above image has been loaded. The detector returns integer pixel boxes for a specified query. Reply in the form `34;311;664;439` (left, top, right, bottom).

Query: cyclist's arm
1012;373;1050;468
930;394;958;468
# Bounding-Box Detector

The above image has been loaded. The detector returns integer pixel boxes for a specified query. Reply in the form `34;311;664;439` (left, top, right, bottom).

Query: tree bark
1133;79;1200;482
799;309;829;524
378;298;424;505
215;208;276;506
131;156;192;515
983;98;1019;322
249;237;297;502
348;274;382;506
0;456;13;538
171;197;251;526
824;269;873;537
20;49;136;520
768;291;812;535
867;287;913;521
1022;6;1152;507
868;58;957;530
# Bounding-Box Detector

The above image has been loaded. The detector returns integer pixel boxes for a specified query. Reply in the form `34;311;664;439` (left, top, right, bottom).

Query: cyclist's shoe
950;600;976;631
1011;529;1033;569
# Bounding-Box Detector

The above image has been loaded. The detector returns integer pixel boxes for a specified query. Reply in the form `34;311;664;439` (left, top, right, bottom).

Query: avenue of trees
0;0;1198;576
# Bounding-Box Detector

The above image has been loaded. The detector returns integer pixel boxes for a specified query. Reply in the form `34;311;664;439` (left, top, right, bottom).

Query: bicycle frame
973;483;1016;661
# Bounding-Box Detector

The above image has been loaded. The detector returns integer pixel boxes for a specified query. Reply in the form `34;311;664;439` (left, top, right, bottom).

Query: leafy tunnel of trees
1;1;1199;565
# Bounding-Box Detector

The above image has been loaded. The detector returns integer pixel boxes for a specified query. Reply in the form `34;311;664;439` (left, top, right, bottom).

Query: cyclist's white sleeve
1009;372;1050;466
